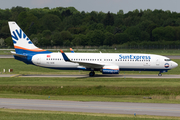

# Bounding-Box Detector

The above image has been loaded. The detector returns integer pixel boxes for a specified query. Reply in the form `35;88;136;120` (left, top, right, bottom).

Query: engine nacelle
102;66;119;74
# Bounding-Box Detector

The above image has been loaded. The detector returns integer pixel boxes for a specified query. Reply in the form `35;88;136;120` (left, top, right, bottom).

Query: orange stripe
60;49;64;53
14;46;46;52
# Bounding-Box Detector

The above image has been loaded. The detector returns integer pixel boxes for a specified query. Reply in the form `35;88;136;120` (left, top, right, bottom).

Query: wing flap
76;61;104;68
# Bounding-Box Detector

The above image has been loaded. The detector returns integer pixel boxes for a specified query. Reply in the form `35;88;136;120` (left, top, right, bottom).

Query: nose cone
172;61;178;69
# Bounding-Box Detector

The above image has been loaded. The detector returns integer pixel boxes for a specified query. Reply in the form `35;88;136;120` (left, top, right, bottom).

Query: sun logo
12;29;32;45
164;63;169;68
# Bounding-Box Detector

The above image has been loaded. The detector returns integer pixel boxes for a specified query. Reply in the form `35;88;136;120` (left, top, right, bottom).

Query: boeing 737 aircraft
8;21;178;76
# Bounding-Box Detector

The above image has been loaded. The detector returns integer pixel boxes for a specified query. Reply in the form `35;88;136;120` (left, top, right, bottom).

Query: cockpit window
165;59;171;61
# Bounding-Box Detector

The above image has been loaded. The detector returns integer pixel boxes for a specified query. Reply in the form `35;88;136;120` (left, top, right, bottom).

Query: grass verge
0;77;180;103
0;108;179;120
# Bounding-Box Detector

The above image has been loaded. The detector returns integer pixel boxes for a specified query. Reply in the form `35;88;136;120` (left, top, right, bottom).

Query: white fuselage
31;53;178;72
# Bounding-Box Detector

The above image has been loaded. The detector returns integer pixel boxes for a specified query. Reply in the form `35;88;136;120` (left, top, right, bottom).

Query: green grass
1;85;179;95
0;109;179;120
0;58;180;75
1;77;180;87
1;78;180;103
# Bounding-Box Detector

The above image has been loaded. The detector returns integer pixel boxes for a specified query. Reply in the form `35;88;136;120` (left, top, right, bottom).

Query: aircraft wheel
89;71;95;77
158;73;162;76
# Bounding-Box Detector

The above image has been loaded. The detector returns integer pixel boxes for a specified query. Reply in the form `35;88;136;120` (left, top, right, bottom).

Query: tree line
1;6;180;48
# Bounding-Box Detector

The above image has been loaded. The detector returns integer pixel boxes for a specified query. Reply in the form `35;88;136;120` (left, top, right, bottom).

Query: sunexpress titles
119;54;151;60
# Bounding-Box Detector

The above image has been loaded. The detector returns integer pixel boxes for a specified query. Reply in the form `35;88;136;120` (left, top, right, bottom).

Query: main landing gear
158;72;162;76
89;71;95;77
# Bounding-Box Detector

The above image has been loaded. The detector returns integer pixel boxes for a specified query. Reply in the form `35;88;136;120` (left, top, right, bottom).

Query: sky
0;0;180;13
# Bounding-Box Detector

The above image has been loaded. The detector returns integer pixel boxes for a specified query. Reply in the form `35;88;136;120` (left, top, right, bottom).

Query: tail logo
12;29;32;44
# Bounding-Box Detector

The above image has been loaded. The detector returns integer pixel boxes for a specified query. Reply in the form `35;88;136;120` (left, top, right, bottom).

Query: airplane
8;21;178;77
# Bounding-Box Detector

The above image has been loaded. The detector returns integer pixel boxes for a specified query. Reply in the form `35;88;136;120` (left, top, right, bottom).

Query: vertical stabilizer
8;21;51;54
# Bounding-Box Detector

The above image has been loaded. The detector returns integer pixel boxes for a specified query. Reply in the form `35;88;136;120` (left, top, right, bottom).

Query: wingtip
60;49;64;53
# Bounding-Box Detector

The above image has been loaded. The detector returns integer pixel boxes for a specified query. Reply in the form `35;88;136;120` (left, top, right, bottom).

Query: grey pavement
0;98;180;117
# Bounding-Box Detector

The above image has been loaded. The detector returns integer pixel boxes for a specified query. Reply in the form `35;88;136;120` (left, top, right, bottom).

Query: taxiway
0;98;180;117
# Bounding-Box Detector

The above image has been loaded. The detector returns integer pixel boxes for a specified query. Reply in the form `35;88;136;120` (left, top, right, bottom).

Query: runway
0;55;180;59
0;98;180;117
2;74;180;78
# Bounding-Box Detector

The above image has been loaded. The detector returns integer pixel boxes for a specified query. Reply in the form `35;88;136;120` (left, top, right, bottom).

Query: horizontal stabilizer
11;51;27;57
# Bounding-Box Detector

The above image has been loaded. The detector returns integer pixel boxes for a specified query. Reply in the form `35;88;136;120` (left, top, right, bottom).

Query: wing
70;48;75;53
60;50;104;68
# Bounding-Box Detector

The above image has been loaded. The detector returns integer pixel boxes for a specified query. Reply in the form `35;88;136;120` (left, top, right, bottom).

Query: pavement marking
10;74;22;78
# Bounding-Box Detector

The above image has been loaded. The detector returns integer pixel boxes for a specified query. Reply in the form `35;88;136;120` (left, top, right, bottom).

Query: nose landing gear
158;73;162;76
158;72;162;76
158;70;168;76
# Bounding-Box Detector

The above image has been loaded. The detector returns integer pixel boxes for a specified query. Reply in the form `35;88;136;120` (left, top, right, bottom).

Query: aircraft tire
158;73;162;76
89;71;95;77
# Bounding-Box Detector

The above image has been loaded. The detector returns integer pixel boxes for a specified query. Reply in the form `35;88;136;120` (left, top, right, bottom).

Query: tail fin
8;21;51;54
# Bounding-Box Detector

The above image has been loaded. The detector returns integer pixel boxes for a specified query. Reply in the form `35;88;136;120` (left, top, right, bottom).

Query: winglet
60;49;70;61
70;48;75;53
60;49;64;53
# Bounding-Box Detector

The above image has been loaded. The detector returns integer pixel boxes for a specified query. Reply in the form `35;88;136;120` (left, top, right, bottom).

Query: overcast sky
0;0;180;13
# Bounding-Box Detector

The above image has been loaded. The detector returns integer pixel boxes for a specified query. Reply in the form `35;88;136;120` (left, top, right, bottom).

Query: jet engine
102;66;119;74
